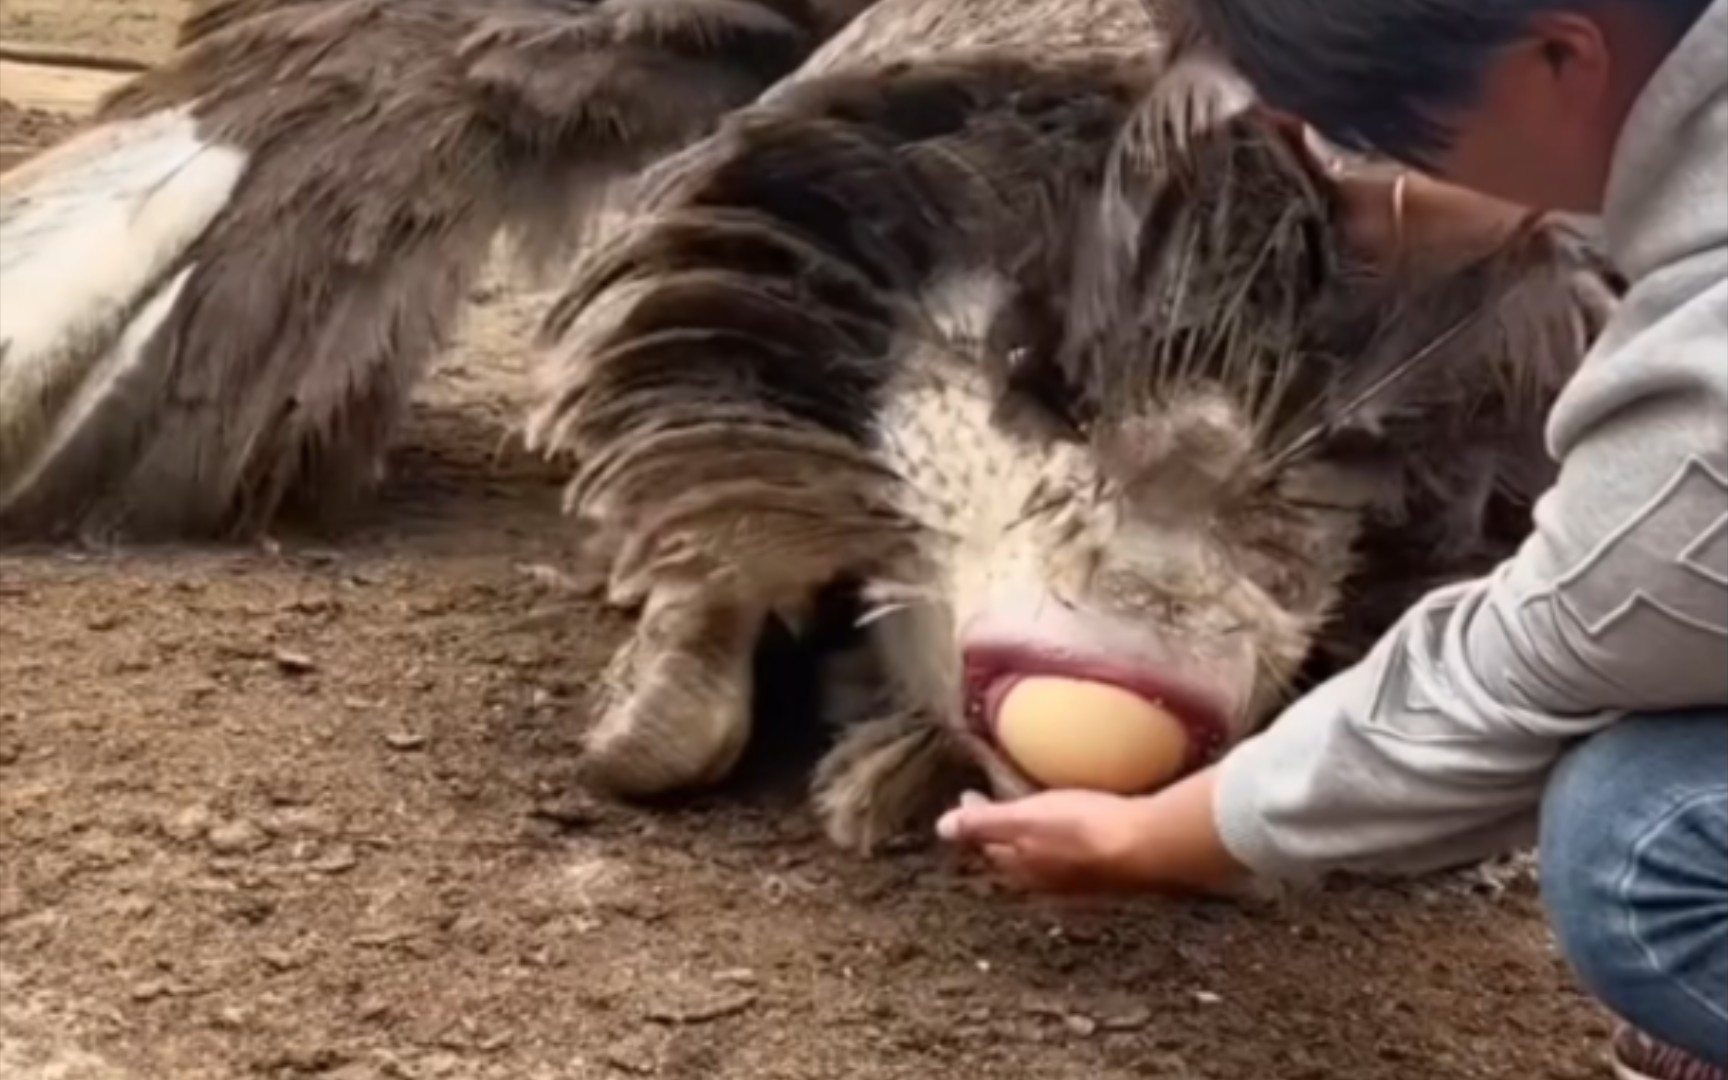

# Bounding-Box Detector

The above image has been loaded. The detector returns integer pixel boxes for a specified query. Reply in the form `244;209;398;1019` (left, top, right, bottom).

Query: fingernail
960;791;990;809
936;811;961;842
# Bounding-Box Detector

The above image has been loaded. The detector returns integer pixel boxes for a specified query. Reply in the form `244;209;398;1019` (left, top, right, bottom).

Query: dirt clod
207;819;270;856
309;845;360;874
164;805;216;844
644;991;758;1026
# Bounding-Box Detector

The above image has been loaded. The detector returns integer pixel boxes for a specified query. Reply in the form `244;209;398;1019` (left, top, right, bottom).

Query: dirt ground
1;4;1617;1078
0;0;175;61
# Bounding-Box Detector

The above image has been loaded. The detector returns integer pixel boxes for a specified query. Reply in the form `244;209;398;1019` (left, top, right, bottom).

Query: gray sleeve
1214;270;1728;882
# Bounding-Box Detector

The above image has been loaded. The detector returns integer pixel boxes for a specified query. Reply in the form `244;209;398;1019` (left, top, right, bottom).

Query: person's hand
936;789;1149;894
1244;112;1539;275
935;766;1250;897
1329;166;1540;276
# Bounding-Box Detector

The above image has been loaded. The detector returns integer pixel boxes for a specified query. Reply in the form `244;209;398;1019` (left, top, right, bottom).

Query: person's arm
941;177;1727;893
1215;262;1728;881
941;165;1727;892
942;276;1726;890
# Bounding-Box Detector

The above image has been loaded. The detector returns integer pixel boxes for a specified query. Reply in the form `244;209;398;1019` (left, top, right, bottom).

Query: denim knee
1539;710;1728;1067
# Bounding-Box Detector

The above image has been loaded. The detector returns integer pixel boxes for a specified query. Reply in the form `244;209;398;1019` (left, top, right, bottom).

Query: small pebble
644;991;757;1025
531;796;601;830
208;819;269;855
383;731;428;751
311;845;359;875
260;948;300;972
1063;1015;1098;1037
600;1035;659;1075
131;981;170;1002
272;650;317;675
164;805;215;844
265;806;334;836
213;1006;249;1030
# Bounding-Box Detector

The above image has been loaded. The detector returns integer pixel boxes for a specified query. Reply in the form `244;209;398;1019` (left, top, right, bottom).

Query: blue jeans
1541;710;1728;1067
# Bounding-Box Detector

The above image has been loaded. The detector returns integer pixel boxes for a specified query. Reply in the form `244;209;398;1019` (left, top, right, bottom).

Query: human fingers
1403;173;1540;257
1252;104;1308;145
936;791;1043;847
980;843;1042;892
1348;169;1537;271
1328;169;1401;264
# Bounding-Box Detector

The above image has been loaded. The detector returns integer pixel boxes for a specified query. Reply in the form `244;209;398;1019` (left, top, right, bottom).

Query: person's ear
1517;11;1614;104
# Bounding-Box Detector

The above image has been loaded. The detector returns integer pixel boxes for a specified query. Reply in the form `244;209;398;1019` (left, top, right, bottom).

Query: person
935;1;1728;1077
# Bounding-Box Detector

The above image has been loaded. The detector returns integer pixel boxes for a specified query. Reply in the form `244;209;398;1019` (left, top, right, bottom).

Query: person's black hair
1186;0;1714;167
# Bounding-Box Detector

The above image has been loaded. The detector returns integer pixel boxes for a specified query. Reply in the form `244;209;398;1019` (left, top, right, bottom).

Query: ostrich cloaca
0;0;1621;851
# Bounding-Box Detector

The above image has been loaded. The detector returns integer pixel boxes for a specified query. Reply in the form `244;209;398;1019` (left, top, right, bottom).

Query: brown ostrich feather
1;0;873;541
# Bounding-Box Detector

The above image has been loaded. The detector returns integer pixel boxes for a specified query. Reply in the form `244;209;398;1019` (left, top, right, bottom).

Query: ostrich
520;0;1618;848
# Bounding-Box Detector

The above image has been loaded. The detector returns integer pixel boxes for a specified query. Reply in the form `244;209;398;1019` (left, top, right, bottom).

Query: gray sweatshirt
1214;0;1728;881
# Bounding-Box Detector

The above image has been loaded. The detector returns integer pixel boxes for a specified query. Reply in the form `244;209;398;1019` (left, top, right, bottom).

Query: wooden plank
0;57;133;116
0;39;152;74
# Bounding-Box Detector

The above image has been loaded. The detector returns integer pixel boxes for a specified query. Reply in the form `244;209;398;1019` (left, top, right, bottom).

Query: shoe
1612;1024;1728;1080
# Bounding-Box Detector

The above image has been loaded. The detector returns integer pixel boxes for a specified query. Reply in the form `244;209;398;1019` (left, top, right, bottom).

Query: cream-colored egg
992;676;1191;794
